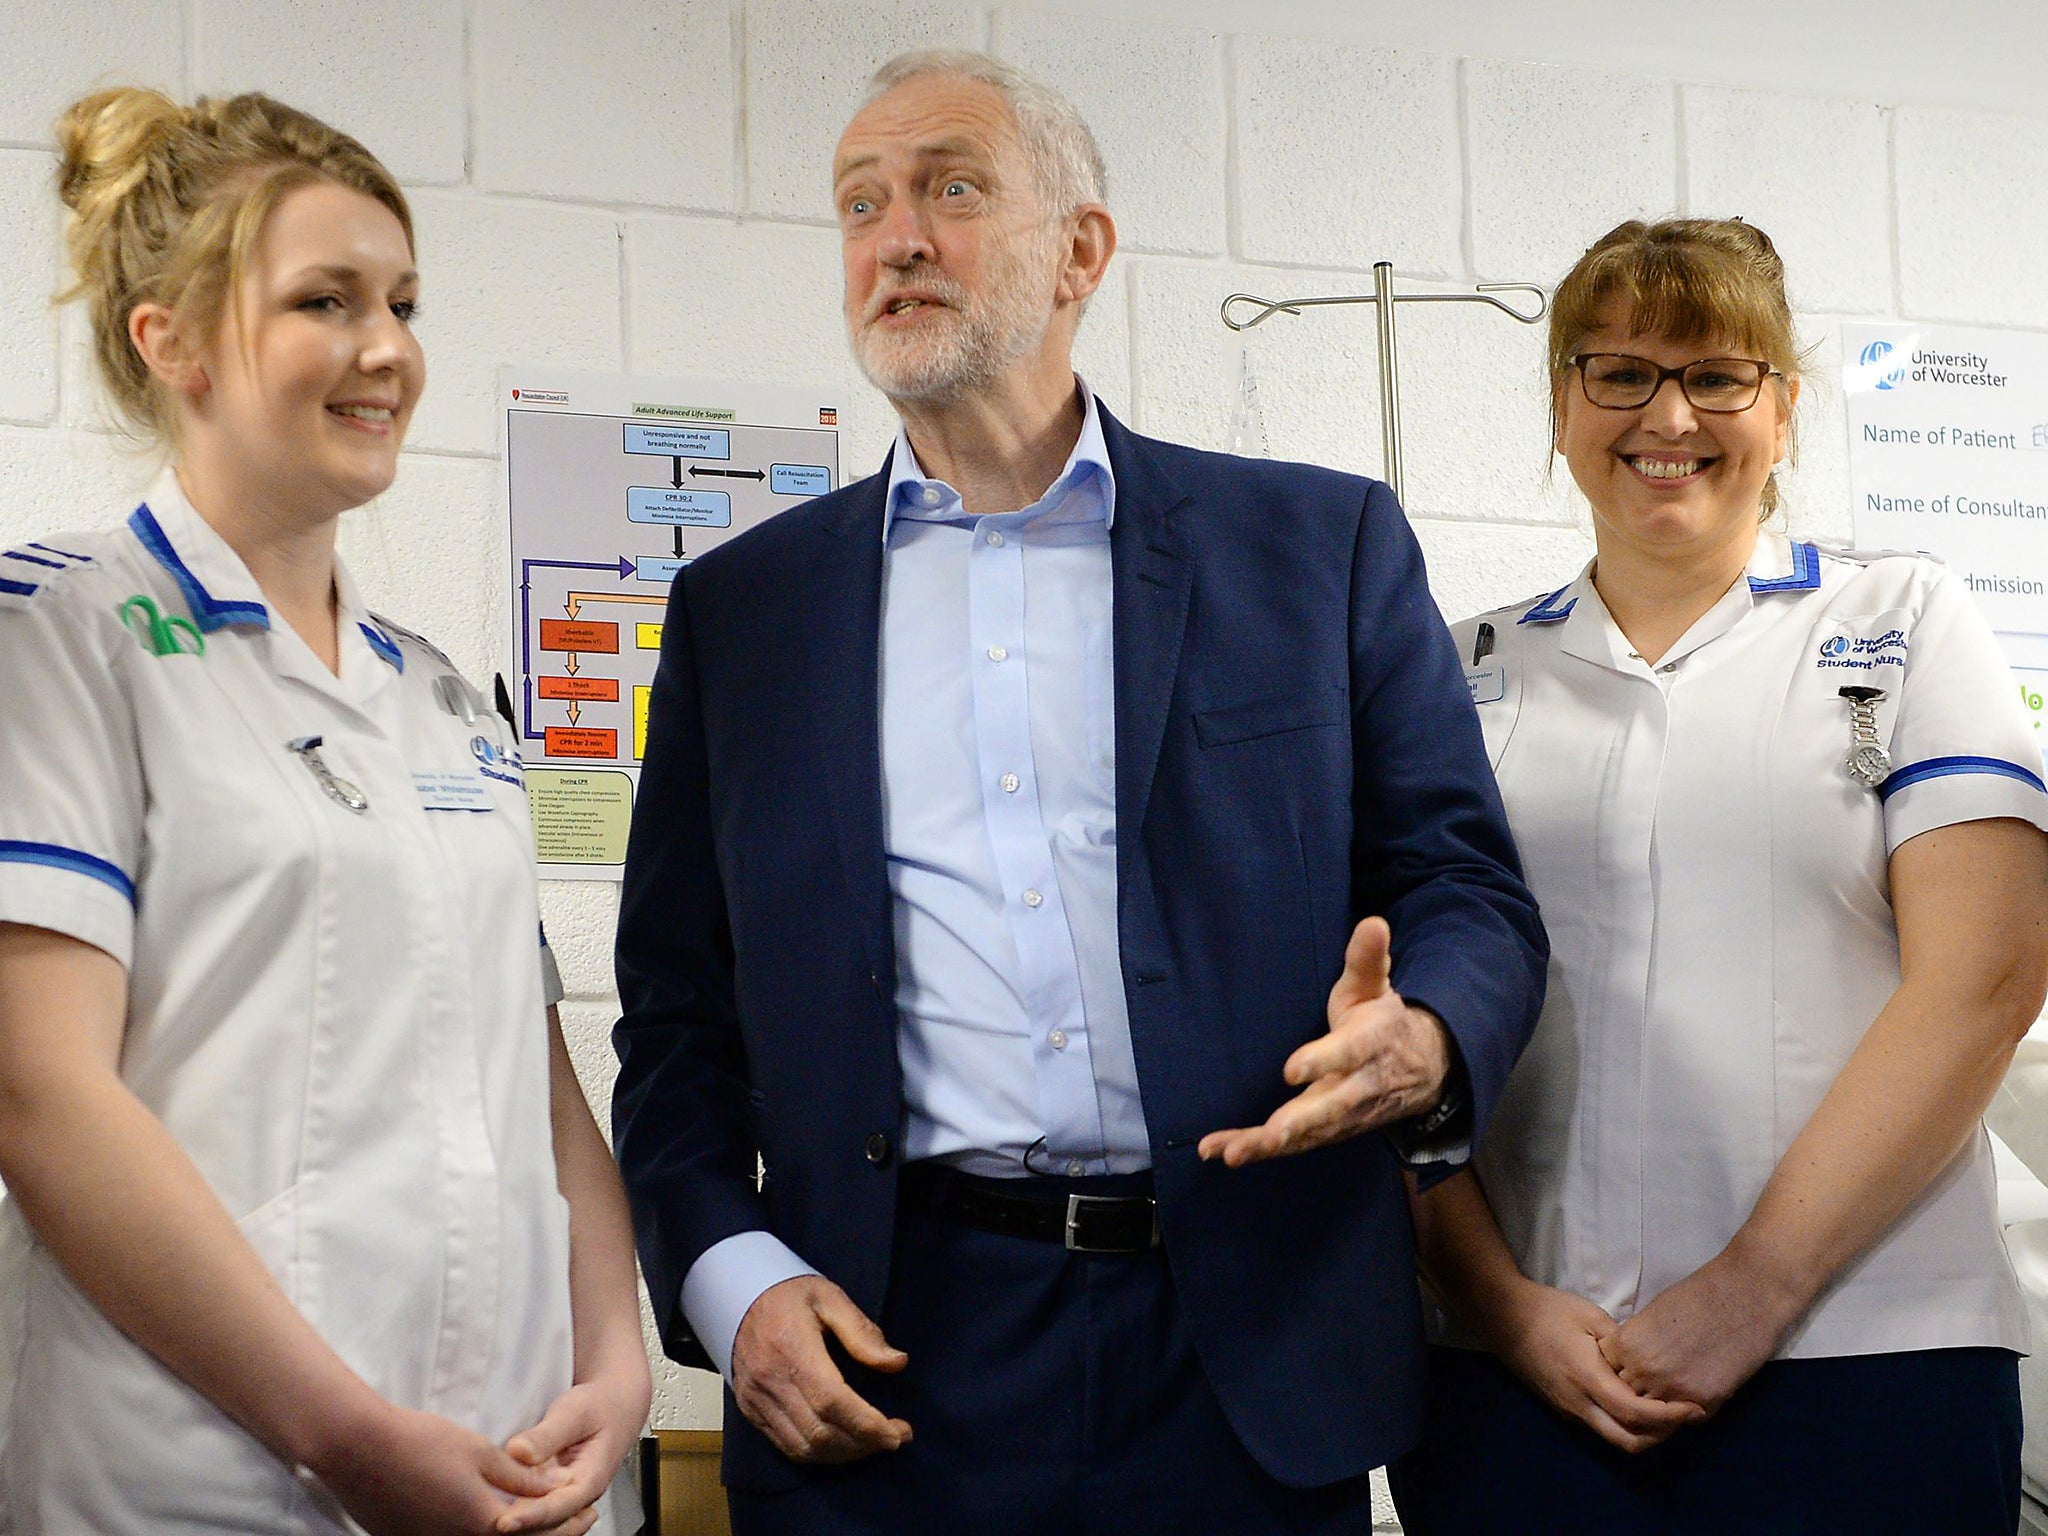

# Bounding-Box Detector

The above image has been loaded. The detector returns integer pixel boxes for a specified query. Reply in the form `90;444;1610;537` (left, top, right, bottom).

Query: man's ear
1054;205;1116;308
128;301;210;400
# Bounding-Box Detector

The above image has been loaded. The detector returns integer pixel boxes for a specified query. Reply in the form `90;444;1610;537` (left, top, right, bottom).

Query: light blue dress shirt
679;384;1149;1377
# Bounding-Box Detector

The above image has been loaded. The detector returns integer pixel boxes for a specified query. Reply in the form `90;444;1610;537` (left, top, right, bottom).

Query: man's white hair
864;49;1107;219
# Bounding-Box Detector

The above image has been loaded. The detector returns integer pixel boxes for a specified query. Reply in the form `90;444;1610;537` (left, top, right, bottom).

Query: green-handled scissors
118;594;205;657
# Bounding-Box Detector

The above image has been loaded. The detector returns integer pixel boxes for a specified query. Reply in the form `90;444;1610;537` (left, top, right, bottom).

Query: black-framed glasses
1571;353;1778;413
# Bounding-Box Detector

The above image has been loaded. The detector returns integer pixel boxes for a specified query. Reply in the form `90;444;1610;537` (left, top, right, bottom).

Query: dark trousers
727;1168;1380;1536
1387;1343;2021;1536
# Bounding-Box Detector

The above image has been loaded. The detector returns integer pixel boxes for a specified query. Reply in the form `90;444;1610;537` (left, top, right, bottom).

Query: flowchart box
636;623;664;650
539;619;620;654
538;676;622;702
623;424;730;459
525;767;633;866
771;463;832;495
628;487;732;527
635;555;688;583
544;726;621;759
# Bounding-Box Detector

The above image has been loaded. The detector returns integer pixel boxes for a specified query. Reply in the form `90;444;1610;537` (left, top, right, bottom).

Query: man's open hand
731;1275;912;1465
1198;917;1450;1167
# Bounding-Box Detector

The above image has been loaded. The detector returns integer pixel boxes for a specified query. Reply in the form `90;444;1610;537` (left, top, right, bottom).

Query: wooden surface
653;1430;729;1536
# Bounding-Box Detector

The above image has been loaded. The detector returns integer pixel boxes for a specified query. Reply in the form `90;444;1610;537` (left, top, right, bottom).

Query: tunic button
1001;772;1020;793
987;645;1008;662
1049;1029;1068;1050
864;1132;893;1167
919;486;941;506
1065;1160;1086;1177
987;531;1005;547
1022;888;1044;908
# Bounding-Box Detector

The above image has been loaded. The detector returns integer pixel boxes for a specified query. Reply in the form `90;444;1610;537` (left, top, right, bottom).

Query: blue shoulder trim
127;505;270;633
0;840;137;905
1;540;94;598
1748;541;1822;594
359;622;404;672
1517;584;1577;625
1877;754;2048;801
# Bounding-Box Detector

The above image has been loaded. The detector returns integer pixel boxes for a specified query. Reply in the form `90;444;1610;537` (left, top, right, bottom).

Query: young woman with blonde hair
0;89;648;1534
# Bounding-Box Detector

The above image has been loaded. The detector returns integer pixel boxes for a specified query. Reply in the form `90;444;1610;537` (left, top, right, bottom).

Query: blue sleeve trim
0;576;37;598
127;505;270;634
358;622;405;672
1877;754;2048;801
1747;540;1822;594
0;840;137;905
28;541;91;564
3;549;65;571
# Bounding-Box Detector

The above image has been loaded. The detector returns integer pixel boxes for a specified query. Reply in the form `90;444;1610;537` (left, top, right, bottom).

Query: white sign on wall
1843;323;2048;772
501;369;842;878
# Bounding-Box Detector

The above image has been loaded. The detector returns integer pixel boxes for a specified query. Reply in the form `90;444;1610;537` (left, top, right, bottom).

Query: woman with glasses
1388;217;2048;1534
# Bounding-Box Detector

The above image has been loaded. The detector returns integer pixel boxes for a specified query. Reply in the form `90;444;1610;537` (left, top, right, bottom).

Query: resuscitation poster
1843;323;2048;777
501;369;842;878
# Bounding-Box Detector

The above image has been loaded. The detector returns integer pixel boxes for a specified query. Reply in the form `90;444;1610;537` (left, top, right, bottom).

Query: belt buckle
1063;1192;1158;1254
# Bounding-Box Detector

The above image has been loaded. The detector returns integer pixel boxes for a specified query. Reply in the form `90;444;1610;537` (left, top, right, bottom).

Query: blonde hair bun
52;88;410;442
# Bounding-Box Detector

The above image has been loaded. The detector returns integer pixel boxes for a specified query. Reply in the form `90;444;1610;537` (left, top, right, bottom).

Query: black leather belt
902;1165;1162;1254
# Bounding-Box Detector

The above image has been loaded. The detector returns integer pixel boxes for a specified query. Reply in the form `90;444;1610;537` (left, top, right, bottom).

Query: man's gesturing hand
1198;917;1450;1167
731;1275;912;1465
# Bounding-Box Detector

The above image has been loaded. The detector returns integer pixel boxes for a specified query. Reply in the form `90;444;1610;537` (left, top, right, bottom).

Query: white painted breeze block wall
2;4;2044;1481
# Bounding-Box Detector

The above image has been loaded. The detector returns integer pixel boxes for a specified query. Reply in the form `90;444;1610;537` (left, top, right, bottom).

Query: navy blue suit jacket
614;407;1545;1490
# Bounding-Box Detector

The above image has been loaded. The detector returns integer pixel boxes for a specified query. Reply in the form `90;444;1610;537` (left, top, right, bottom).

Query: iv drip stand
1221;262;1549;507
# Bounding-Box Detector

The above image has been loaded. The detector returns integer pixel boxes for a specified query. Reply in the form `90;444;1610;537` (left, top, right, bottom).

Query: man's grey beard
849;243;1059;405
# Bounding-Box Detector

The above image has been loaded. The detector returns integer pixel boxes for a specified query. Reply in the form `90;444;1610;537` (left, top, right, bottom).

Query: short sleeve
539;923;565;1007
1879;566;2048;853
0;583;145;966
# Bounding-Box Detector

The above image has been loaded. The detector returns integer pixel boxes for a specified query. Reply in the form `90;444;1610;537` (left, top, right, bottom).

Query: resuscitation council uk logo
1860;340;1908;390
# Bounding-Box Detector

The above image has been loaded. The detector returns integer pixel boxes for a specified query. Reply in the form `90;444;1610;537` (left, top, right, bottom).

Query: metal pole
1372;261;1403;505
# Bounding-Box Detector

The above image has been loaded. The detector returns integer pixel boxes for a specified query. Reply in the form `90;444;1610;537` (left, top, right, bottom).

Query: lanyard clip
287;735;370;814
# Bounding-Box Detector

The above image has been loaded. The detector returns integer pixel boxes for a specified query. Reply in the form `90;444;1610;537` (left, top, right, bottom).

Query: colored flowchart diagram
503;372;840;875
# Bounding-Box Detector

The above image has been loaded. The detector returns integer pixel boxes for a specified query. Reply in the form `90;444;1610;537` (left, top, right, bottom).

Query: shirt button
1065;1159;1086;1177
987;531;1005;547
863;1132;893;1167
1022;888;1044;908
987;645;1008;662
1659;662;1678;675
1049;1029;1068;1050
1000;772;1020;793
919;486;940;506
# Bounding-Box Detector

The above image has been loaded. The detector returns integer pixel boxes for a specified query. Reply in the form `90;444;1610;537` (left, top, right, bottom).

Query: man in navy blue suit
615;47;1546;1535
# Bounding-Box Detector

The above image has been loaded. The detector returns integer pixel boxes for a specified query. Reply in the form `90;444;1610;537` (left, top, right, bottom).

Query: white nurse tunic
0;470;590;1533
1451;533;2048;1360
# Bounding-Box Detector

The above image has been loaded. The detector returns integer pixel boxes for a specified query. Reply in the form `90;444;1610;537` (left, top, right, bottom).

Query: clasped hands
1503;1245;1809;1454
318;1372;647;1536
